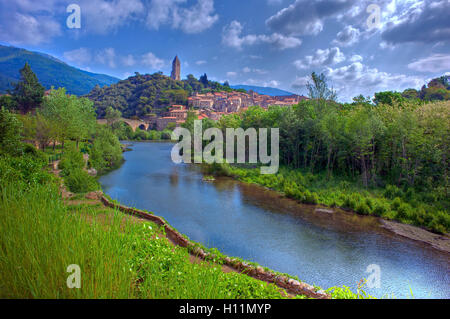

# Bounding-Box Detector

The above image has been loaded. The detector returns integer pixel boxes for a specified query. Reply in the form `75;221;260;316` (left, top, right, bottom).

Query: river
99;142;450;299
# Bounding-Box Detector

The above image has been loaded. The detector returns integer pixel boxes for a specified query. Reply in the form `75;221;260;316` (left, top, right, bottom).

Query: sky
0;0;449;101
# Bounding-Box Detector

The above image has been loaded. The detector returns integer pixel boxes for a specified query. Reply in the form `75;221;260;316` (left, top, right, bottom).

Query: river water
99;142;449;298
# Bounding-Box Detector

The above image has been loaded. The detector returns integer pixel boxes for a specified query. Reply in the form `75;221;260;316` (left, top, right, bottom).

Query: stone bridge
97;118;151;132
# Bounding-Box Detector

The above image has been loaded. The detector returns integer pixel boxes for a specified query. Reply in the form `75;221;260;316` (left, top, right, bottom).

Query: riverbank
205;163;450;253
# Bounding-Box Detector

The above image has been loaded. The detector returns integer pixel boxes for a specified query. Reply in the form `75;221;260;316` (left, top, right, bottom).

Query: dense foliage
86;72;245;118
40;88;97;149
191;73;450;234
89;126;124;174
0;45;118;95
11;63;45;114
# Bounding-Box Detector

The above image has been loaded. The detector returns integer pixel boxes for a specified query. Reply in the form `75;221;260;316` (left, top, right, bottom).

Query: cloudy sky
0;0;449;101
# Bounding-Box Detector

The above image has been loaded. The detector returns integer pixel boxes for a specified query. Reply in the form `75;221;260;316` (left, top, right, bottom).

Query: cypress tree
12;63;45;114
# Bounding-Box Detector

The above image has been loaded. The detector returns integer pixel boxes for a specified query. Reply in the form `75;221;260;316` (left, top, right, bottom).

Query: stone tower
171;56;181;81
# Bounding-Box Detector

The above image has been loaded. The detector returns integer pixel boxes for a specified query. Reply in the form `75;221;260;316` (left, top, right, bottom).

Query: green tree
374;91;405;105
105;106;122;126
306;72;337;102
0;95;17;111
90;126;123;174
0;107;23;155
41;88;96;149
12;63;45;114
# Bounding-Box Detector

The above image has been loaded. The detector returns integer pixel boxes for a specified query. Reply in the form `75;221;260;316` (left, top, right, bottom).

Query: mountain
230;85;295;96
0;45;119;95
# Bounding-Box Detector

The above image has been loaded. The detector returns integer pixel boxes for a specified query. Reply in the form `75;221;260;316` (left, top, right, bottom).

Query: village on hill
146;56;308;131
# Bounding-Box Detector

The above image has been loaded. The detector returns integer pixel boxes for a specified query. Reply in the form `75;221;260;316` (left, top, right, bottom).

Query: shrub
59;144;85;176
384;185;403;199
391;197;402;210
356;202;371;215
64;168;99;193
90;126;123;174
396;203;412;220
373;201;388;217
0;154;51;187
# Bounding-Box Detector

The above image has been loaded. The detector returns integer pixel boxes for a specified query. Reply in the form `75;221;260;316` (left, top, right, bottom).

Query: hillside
231;85;295;96
86;72;244;118
0;45;119;95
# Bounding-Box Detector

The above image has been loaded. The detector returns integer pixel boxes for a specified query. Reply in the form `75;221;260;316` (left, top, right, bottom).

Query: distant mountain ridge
0;45;119;95
230;85;296;96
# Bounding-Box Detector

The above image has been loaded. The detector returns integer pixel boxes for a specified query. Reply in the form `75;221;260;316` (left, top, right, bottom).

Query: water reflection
100;142;450;299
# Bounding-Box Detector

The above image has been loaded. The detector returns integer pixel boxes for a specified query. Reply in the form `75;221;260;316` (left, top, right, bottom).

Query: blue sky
0;0;449;101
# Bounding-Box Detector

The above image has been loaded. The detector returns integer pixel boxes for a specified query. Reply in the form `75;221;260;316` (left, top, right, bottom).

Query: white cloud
222;20;302;50
266;0;355;36
294;47;345;70
63;48;92;66
226;71;238;77
96;48;116;68
381;0;450;44
122;54;136;67
408;54;450;73
147;0;218;34
332;26;361;47
81;0;144;34
291;76;309;89
349;54;363;62
243;67;268;75
0;12;61;45
323;62;424;101
142;52;165;70
196;60;207;65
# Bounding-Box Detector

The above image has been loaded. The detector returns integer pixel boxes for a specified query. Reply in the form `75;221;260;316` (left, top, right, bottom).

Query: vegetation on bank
0;178;296;299
0;66;373;299
188;74;450;234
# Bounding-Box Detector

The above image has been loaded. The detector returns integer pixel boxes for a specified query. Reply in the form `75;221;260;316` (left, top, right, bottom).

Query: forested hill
0;45;119;95
231;85;295;96
86;72;244;118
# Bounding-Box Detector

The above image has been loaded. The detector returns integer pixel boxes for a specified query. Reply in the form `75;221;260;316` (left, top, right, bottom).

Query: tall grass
0;182;287;299
0;183;136;298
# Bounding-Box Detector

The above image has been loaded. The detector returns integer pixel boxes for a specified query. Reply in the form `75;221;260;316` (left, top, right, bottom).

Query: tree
306;72;337;102
35;113;52;151
90;126;123;174
0;107;23;155
105;106;122;126
12;63;45;114
200;73;209;87
41;88;96;149
0;95;17;111
374;91;405;106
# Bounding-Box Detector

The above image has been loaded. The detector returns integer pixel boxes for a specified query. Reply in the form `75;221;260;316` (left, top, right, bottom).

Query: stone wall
100;195;331;299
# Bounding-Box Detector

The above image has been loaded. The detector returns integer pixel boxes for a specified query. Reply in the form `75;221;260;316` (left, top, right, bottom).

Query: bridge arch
97;118;151;132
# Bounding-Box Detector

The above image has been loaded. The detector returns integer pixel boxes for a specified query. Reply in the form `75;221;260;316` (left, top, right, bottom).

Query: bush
59;144;85;176
90;126;123;174
356;202;371;215
64;168;99;193
384;185;403;199
0;154;51;187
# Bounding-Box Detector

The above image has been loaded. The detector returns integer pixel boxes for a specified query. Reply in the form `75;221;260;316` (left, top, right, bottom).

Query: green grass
0;181;291;299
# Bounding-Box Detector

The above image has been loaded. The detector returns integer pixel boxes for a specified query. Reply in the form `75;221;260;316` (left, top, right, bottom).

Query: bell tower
171;56;181;81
